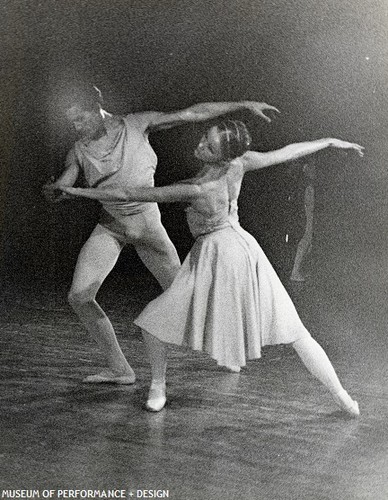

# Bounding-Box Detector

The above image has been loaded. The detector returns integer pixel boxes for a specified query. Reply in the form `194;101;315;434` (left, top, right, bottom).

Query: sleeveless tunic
70;113;159;217
134;200;310;369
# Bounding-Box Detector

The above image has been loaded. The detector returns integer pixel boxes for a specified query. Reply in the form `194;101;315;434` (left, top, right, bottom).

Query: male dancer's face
66;105;104;140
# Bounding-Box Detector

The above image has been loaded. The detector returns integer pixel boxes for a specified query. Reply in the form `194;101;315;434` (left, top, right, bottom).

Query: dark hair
64;84;104;112
217;120;252;160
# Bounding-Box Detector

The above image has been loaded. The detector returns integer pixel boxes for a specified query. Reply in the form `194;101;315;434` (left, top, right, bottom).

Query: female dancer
61;121;363;417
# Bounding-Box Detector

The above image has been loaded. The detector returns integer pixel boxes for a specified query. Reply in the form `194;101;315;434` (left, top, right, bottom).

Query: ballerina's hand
59;186;97;198
331;139;365;157
59;186;116;201
59;186;83;196
246;102;280;123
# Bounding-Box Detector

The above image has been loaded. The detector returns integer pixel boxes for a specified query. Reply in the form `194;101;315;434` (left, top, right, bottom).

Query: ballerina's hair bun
217;120;252;160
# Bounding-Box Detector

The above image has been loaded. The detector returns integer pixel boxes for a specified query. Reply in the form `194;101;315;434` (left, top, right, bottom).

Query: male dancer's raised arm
147;101;279;131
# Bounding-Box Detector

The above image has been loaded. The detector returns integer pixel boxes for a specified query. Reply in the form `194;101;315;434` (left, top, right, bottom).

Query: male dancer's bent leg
134;206;181;291
68;224;136;383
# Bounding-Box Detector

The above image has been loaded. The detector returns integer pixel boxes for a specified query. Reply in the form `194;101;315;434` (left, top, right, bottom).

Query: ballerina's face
194;126;224;163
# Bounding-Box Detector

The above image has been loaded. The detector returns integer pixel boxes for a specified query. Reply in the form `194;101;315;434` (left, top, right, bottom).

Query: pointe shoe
82;371;136;385
333;389;360;417
146;382;166;412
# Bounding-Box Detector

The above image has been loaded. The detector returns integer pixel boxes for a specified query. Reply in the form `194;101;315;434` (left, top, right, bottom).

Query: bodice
185;199;239;238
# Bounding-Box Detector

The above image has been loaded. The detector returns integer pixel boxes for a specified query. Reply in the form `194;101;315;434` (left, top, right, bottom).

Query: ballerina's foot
83;369;136;385
146;381;166;412
333;389;360;417
219;364;241;373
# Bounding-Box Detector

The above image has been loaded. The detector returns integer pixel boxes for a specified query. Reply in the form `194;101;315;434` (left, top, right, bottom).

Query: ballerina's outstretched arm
60;182;203;204
241;138;364;172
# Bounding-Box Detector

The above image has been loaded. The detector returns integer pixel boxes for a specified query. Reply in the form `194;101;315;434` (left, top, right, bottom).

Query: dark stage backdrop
1;0;387;288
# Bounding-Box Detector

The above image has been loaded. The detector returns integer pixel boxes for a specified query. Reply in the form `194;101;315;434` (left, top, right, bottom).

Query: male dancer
43;85;278;384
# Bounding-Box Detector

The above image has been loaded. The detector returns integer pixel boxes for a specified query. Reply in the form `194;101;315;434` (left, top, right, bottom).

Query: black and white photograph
0;1;387;499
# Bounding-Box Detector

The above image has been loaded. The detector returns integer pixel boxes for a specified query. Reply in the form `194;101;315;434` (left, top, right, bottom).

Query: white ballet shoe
220;364;241;373
146;381;166;412
333;389;360;417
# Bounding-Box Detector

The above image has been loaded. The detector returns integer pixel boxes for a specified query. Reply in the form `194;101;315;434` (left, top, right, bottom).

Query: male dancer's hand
42;177;75;203
245;102;280;123
329;139;365;157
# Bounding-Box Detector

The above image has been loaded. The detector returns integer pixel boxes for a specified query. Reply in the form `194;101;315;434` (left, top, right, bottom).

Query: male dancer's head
65;84;105;140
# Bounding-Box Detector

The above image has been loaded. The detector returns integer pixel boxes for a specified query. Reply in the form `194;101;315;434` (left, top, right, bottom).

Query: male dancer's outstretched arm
147;101;279;131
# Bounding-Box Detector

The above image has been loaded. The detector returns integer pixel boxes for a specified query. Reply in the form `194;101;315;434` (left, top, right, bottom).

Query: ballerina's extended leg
292;337;359;417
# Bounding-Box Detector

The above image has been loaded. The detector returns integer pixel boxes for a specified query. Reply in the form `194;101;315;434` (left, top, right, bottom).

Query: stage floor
0;252;387;500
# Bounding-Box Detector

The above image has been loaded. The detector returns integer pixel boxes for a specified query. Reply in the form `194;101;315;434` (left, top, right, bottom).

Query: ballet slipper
83;370;136;385
219;364;241;373
333;389;360;417
146;381;166;412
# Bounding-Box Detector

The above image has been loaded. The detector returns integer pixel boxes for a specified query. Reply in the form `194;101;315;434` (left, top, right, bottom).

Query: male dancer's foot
146;380;166;412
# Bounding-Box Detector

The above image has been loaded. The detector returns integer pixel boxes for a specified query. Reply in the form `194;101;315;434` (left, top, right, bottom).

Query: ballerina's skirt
134;223;310;369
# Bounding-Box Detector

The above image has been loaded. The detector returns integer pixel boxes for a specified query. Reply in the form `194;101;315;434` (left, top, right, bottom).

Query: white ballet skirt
134;200;310;369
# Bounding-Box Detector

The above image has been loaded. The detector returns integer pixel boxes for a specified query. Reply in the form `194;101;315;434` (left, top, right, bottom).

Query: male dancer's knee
159;261;181;290
136;240;181;290
155;241;181;288
68;286;98;311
